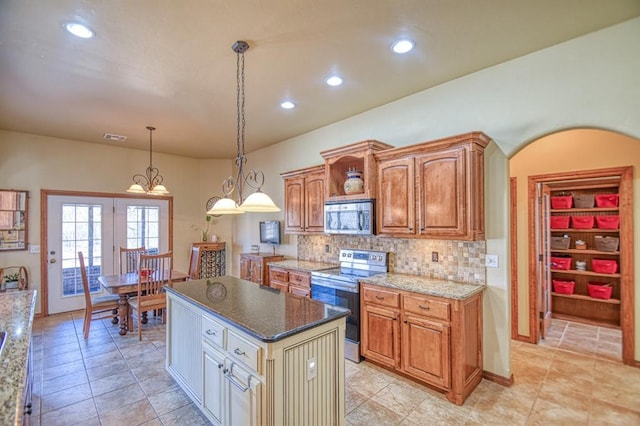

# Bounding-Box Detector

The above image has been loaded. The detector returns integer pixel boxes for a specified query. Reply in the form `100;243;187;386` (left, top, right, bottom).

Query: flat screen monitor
259;221;281;245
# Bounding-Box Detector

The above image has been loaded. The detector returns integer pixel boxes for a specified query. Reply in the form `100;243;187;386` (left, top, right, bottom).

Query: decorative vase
344;170;364;195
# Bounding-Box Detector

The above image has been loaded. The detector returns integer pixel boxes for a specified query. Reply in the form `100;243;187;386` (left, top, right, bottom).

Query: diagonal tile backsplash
297;235;486;285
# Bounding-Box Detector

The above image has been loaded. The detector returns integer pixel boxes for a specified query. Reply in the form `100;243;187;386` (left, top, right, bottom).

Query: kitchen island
0;290;37;426
165;276;349;426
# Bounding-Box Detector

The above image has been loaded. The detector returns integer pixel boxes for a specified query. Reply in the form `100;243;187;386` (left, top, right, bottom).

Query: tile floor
31;314;640;425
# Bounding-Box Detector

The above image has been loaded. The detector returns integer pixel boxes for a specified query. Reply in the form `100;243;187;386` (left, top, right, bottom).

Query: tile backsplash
298;235;486;285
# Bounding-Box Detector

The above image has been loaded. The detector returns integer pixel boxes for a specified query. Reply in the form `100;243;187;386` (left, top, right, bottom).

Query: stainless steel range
310;249;388;362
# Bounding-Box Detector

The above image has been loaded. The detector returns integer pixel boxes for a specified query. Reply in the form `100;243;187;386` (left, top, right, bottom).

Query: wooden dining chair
119;246;146;274
128;251;173;340
78;252;120;339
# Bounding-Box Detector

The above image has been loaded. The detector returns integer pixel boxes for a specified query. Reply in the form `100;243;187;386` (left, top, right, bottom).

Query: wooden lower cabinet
240;253;284;285
268;266;311;297
361;283;483;405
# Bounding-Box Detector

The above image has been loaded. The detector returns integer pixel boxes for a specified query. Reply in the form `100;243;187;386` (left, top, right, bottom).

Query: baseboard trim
483;370;514;387
513;334;533;343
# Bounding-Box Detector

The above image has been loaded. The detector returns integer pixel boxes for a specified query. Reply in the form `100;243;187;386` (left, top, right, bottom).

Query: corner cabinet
240;253;284;285
281;165;326;234
375;132;489;240
361;283;483;405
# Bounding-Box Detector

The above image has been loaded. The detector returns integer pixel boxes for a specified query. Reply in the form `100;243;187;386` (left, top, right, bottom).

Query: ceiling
1;1;639;159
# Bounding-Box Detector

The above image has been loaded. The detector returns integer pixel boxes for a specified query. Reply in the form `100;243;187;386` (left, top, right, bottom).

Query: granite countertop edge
0;290;37;426
267;259;338;273
359;273;486;300
165;283;349;343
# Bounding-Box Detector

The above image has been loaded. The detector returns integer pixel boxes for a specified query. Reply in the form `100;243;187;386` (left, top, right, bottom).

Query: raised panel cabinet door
304;171;325;232
284;177;305;233
377;157;415;235
240;256;251;281
249;260;263;284
202;343;226;425
361;303;401;368
416;147;466;238
401;314;451;390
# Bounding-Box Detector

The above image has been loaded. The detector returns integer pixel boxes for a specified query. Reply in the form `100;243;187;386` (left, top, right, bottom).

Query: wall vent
103;133;128;142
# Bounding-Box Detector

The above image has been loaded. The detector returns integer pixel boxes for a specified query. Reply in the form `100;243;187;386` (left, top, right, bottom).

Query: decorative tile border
297;235;486;285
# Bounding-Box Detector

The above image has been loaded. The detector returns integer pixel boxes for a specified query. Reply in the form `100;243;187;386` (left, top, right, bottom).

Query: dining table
98;270;189;335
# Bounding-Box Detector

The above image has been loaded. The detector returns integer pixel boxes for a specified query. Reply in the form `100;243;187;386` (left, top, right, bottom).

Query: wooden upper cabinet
416;147;466;238
377;157;415;235
281;165;325;234
375;131;489;240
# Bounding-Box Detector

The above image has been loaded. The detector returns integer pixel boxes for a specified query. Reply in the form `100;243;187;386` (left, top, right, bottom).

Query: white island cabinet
165;276;349;426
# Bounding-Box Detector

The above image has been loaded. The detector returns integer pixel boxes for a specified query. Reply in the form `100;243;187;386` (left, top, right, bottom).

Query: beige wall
510;129;640;354
0;130;232;313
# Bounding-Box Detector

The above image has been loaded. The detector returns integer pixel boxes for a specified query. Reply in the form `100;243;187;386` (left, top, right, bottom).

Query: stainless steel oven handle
310;279;359;293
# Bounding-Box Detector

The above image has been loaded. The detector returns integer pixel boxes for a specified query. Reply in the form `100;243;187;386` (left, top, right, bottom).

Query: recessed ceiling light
280;101;295;109
65;22;94;39
391;39;414;54
325;76;343;87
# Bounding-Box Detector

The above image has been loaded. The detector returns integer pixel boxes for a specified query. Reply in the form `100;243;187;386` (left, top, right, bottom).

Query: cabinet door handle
375;295;384;300
225;371;252;393
205;329;217;336
419;304;430;310
234;348;246;356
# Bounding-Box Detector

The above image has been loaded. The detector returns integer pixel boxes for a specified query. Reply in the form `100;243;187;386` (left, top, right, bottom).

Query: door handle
49;259;57;264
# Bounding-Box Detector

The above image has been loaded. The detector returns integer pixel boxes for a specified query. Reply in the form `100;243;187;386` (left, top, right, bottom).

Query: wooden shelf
550;228;619;233
551;269;620;278
552;292;620;305
550;249;620;255
550;207;619;213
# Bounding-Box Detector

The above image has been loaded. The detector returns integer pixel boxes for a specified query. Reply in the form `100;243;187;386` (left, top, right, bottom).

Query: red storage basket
587;282;613;299
571;216;594;229
550;256;572;270
592;259;618;274
550;216;570;229
551;196;573;209
552;280;575;295
595;194;619;207
595;215;619;229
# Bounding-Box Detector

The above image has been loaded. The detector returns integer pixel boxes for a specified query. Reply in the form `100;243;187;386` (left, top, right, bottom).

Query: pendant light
126;126;170;195
207;40;280;215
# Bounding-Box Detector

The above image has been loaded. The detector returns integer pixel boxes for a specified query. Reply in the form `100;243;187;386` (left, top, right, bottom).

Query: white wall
233;17;640;376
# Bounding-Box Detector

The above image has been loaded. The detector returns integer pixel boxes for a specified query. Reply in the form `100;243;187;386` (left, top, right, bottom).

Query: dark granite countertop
165;276;349;343
0;290;37;426
267;260;338;273
359;273;485;300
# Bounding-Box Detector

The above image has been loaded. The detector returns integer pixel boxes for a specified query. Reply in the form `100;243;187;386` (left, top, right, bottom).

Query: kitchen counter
267;259;337;272
0;290;37;426
359;273;485;299
165;276;349;342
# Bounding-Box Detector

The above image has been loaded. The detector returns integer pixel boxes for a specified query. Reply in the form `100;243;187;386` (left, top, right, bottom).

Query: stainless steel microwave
324;199;375;235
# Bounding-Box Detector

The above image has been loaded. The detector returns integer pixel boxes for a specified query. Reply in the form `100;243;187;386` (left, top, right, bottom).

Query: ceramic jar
344;170;364;195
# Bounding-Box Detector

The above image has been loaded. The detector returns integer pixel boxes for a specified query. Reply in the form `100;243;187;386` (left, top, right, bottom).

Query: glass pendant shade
207;197;245;215
126;183;146;194
150;184;169;195
240;191;281;212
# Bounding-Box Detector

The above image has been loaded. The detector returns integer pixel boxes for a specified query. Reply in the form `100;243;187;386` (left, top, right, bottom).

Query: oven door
310;284;360;344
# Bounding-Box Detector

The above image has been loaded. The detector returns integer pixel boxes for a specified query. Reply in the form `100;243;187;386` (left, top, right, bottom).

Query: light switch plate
485;254;499;268
30;245;40;254
306;357;317;381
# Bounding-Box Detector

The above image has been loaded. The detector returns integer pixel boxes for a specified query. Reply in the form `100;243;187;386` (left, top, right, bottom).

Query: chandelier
126;126;170;195
207;40;280;215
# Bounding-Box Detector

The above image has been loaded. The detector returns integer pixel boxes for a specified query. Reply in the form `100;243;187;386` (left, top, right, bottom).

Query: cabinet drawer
270;281;289;292
362;286;400;308
289;284;310;298
202;315;226;349
269;268;289;282
228;330;262;373
289;271;310;288
403;294;450;321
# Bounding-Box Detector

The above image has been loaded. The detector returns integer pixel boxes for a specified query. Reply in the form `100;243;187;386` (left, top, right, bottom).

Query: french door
46;194;169;314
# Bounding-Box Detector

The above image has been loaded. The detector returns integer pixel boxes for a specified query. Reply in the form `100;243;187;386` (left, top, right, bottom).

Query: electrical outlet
485;254;499;268
324;244;330;253
306;357;317;381
431;252;438;262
